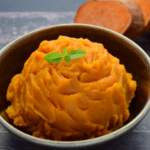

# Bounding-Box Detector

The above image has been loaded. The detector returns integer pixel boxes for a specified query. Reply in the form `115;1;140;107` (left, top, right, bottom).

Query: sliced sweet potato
133;0;150;35
115;0;145;39
74;0;144;40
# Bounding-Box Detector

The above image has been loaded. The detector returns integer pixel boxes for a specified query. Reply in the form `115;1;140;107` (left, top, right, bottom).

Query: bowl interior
0;24;150;132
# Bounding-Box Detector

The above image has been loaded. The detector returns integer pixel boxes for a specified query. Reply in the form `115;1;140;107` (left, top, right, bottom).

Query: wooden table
0;11;150;150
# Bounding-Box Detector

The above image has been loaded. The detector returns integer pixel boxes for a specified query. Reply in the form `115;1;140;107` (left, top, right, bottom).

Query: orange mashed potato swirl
6;36;136;141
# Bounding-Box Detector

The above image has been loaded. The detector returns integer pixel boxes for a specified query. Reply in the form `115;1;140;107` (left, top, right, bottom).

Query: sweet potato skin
133;0;150;35
116;0;144;39
6;36;137;141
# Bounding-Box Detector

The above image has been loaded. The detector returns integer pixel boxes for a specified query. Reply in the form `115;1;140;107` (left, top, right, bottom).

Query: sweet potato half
133;0;150;35
74;0;144;39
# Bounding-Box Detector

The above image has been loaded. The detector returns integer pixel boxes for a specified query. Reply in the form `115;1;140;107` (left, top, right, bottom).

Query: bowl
0;24;150;150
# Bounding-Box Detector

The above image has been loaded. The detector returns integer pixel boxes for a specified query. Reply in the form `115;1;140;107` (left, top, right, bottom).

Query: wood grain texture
0;12;150;150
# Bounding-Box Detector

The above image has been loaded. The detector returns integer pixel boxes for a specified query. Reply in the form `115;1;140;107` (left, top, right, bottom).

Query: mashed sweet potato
6;36;136;141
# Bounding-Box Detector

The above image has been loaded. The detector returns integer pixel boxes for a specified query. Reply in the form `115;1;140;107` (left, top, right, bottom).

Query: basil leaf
64;55;71;63
69;49;86;59
63;47;68;56
44;52;63;64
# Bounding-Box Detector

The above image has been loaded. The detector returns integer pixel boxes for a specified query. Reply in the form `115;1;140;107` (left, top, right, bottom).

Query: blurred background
0;0;87;12
0;1;150;150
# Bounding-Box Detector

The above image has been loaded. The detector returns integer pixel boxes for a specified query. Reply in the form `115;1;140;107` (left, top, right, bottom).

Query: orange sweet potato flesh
74;0;144;40
74;1;131;34
6;36;137;141
133;0;150;34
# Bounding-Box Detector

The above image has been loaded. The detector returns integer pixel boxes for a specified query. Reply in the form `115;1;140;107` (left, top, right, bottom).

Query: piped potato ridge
6;36;136;141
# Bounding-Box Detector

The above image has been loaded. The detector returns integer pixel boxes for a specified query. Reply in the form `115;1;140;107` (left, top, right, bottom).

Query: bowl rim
0;23;150;148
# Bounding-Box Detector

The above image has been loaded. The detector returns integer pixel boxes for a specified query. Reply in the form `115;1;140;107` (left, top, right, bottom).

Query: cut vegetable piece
74;0;144;39
114;0;144;39
133;0;150;35
74;1;131;34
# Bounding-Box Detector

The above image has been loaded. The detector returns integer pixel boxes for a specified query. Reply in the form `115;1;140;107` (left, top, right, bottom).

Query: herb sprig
44;47;86;64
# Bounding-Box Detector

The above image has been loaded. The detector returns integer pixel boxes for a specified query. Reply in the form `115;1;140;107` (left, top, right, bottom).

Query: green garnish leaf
64;55;71;63
63;47;68;56
44;48;86;64
44;52;63;64
69;49;86;59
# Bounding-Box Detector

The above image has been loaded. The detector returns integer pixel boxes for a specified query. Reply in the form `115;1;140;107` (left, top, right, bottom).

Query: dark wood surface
0;11;150;150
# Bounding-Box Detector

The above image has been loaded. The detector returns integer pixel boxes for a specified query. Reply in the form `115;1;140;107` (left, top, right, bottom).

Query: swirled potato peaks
6;36;136;141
